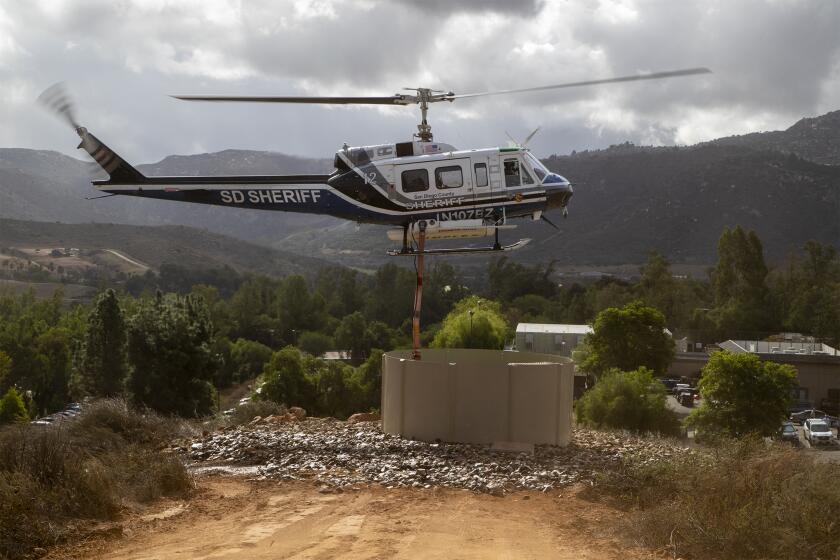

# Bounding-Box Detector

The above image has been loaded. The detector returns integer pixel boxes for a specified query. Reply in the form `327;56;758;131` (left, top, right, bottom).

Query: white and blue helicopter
41;68;709;256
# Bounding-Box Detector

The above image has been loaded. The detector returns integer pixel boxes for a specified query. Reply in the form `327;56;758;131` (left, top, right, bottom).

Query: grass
595;438;840;559
0;399;193;559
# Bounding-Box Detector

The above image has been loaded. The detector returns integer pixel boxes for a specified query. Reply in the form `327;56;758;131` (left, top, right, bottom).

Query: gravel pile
179;419;688;495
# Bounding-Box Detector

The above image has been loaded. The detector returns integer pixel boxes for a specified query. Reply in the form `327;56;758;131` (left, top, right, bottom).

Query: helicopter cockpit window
435;166;463;189
504;159;521;187
526;153;548;181
520;165;534;185
401;168;429;192
474;163;488;187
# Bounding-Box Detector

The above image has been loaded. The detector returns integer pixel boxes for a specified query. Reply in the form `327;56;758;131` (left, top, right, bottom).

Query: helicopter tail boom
76;127;146;184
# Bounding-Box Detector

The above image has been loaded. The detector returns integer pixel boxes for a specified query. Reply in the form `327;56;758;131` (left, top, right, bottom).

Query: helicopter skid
387;238;530;256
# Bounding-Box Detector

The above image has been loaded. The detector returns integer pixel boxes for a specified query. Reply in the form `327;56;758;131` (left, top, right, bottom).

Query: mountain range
1;109;839;270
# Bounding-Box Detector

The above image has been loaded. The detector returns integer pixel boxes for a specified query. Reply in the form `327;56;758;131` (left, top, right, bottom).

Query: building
719;340;840;412
514;323;592;358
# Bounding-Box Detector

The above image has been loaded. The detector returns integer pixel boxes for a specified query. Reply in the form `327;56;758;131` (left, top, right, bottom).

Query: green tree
364;263;415;328
229;338;273;383
74;289;128;397
314;360;363;418
0;387;28;424
298;331;333;357
32;327;72;415
126;293;219;416
581;301;674;378
334;311;369;359
353;349;383;411
686;351;796;438
259;346;316;411
575;367;680;435
0;351;11;387
710;226;773;336
277;275;326;341
430;296;508;350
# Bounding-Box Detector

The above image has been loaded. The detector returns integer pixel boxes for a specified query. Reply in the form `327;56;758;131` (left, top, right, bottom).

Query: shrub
598;438;840;559
575;367;680;436
259;346;317;411
0;387;28;424
297;331;333;357
228;400;286;427
0;399;192;559
431;296;508;350
686;351;796;438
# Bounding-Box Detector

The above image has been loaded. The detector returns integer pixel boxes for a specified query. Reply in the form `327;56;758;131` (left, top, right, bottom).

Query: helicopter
40;67;709;257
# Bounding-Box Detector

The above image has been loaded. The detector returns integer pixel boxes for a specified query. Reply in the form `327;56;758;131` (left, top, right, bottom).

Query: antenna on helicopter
172;67;711;143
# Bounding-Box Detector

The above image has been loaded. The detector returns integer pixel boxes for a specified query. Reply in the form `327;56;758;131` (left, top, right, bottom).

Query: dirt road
52;476;654;560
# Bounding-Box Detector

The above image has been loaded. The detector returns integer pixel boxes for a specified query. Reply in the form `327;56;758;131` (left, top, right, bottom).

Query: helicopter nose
544;173;573;209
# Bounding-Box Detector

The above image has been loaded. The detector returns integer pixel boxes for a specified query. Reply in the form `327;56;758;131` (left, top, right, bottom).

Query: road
49;476;656;560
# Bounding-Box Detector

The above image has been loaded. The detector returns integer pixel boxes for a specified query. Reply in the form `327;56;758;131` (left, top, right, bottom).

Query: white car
804;419;833;446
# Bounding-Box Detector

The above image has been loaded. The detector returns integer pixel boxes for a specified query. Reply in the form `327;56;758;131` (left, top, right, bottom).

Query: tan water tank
381;349;574;446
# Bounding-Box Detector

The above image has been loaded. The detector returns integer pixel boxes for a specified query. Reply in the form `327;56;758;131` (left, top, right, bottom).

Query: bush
575;367;680;436
686;351;796;438
598;438;840;559
227;400;286;427
259;347;316;411
297;331;333;357
0;399;191;559
0;387;28;424
430;296;508;350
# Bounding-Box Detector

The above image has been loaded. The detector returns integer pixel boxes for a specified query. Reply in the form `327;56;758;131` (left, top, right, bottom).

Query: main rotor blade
172;94;411;105
449;67;711;100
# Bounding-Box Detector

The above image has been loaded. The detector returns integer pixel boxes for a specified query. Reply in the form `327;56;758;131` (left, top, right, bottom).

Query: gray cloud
0;0;838;164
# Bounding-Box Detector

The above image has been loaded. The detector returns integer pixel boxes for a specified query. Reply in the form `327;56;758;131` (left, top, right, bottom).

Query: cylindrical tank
381;349;574;446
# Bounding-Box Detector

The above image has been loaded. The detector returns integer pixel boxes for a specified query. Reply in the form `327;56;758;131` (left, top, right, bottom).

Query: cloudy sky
1;0;839;163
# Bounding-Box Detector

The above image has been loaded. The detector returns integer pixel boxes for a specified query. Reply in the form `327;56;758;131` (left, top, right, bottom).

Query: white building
515;323;592;357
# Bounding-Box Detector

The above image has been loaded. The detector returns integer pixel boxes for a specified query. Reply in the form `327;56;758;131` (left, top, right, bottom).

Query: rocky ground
177;417;689;496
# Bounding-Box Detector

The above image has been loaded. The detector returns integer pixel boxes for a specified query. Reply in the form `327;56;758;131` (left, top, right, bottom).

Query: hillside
1;109;839;267
0;219;331;277
710;110;840;165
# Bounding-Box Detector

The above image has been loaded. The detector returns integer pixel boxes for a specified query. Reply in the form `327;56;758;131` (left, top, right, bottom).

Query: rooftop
516;323;593;335
720;340;840;358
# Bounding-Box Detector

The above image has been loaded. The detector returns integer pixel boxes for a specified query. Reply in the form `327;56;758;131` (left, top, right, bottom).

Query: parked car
804;418;834;446
791;409;839;427
660;378;680;392
678;391;696;408
673;383;691;396
779;422;800;446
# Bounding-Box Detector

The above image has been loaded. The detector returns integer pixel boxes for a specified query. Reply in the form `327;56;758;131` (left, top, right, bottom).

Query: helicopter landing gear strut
411;221;427;360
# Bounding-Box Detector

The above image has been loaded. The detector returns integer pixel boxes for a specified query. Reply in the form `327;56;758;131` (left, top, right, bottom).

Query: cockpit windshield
526;153;548;181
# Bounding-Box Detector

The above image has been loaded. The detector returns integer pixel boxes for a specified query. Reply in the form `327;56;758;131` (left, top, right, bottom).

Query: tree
710;226;773;336
0;351;10;387
575;367;680;435
313;360;363;418
74;289;128;397
581;301;674;378
277;275;326;341
126;293;219;416
686;351;796;438
353;349;383;411
297;331;333;357
259;346;316;411
430;296;508;350
0;387;28;424
229;338;273;383
334;312;369;359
